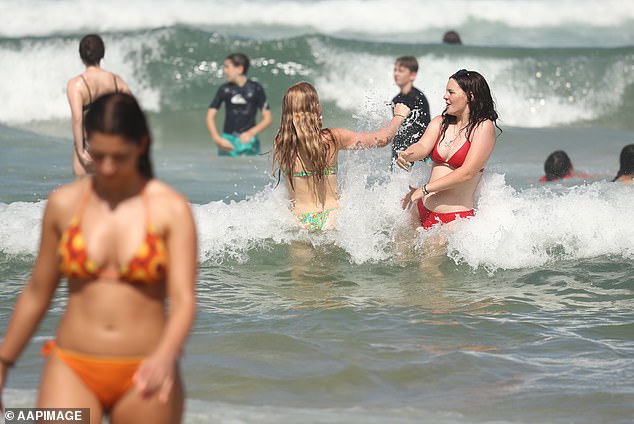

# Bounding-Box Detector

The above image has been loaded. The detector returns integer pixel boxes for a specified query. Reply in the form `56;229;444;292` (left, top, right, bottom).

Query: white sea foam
0;201;45;256
310;38;634;128
448;174;634;271
3;157;633;270
1;14;632;127
1;0;633;38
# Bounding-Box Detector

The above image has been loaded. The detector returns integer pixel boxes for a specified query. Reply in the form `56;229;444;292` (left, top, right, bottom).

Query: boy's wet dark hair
79;34;105;66
613;144;634;181
442;30;462;45
544;150;573;181
395;56;418;73
226;53;250;75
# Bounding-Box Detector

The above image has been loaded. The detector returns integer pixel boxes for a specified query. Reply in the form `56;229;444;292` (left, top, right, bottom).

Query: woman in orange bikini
272;81;411;231
0;93;197;423
67;33;131;177
397;69;500;229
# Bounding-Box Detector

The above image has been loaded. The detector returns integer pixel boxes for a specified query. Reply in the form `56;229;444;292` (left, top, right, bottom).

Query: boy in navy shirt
206;53;272;156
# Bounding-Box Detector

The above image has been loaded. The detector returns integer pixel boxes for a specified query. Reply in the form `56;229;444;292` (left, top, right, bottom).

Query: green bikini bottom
295;208;336;231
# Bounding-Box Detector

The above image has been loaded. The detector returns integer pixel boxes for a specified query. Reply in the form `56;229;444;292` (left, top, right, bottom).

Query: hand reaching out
393;102;411;119
396;151;415;172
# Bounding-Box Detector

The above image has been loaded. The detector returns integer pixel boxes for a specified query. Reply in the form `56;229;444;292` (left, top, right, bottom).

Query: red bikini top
430;128;472;169
430;128;485;172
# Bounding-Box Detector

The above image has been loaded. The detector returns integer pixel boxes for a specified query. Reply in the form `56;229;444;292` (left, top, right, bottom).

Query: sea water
1;1;633;422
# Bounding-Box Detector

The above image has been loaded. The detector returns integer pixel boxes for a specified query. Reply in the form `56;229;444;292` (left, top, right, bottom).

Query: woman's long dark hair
440;69;501;142
613;144;634;182
84;92;154;178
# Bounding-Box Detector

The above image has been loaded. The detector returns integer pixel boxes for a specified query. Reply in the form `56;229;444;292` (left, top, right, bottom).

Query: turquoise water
1;1;634;422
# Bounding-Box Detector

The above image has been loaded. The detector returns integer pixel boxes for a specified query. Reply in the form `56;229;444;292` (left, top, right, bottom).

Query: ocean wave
2;164;633;270
1;0;634;42
0;33;161;125
2;28;634;129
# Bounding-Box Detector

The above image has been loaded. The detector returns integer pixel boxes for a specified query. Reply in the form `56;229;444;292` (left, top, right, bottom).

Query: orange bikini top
58;185;168;284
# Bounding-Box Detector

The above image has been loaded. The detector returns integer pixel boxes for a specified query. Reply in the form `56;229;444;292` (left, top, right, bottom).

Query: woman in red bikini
396;69;500;229
67;34;131;177
0;93;197;423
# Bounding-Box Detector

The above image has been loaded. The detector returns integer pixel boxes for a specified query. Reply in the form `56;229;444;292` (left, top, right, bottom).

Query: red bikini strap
435;127;445;144
432;127;446;155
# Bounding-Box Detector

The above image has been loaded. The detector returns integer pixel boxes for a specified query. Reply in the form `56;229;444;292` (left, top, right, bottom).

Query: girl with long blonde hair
273;81;410;231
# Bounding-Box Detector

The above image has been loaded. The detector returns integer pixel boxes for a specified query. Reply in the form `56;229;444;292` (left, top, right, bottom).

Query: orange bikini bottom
42;340;144;410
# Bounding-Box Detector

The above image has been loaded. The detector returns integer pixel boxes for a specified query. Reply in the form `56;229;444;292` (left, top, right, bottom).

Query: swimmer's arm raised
334;103;411;150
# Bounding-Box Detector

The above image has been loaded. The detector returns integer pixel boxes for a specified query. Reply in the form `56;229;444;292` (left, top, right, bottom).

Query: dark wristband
422;184;429;196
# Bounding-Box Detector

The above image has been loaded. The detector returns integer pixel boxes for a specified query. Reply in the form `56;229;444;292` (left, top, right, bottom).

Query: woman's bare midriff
422;164;482;213
56;278;167;356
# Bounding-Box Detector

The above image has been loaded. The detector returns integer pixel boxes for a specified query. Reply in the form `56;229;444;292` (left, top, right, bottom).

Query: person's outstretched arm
333;103;411;150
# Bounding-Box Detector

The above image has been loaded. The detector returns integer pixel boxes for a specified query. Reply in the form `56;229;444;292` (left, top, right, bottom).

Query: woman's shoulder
419;115;444;136
145;180;195;233
478;118;496;128
66;74;86;92
46;179;89;217
472;119;496;137
145;179;191;211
